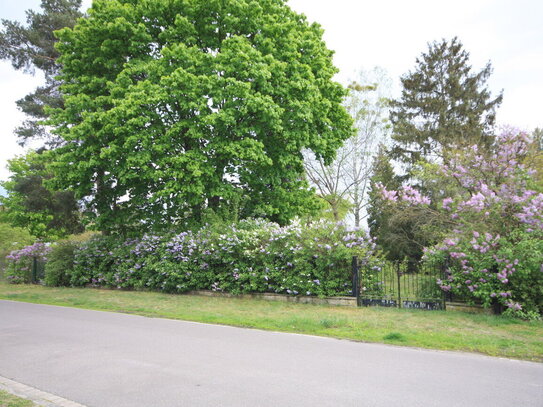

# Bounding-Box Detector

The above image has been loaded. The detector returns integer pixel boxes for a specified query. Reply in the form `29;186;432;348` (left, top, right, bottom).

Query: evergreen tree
366;146;417;262
367;146;398;236
526;127;543;189
390;37;503;166
0;0;83;146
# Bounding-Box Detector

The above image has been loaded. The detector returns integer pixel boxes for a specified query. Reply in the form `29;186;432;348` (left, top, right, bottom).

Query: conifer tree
0;0;83;146
390;37;502;165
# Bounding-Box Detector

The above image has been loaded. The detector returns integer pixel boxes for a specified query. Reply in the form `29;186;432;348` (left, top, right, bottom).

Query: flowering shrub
379;129;543;315
427;230;543;313
5;242;51;283
66;219;380;297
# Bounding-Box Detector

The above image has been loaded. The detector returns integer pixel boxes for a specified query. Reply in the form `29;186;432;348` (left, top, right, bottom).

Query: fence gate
31;257;46;283
354;258;445;310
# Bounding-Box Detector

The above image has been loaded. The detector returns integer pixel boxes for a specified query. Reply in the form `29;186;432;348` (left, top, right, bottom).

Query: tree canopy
0;0;83;146
390;37;502;166
48;0;353;235
0;152;83;239
380;129;543;313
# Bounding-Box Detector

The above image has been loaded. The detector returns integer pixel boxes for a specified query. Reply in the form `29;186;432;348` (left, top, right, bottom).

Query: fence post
396;262;402;308
352;256;360;306
442;255;451;310
32;257;38;284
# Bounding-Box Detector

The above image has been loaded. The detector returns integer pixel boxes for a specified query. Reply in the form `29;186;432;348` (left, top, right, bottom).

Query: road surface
0;300;542;407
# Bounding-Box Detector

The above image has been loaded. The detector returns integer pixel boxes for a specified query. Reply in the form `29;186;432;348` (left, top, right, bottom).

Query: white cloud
287;0;543;131
0;62;44;180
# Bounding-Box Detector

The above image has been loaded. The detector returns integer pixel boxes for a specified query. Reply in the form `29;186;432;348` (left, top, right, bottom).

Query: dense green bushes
66;220;380;297
44;240;78;287
6;220;381;298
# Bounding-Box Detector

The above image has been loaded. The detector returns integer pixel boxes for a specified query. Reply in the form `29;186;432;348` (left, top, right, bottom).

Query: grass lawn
1;283;542;362
0;391;34;407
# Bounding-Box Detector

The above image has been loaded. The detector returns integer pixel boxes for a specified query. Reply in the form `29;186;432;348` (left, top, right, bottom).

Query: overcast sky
1;0;542;181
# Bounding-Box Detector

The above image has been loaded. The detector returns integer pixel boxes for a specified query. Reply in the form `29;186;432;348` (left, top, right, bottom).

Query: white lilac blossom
26;219;383;300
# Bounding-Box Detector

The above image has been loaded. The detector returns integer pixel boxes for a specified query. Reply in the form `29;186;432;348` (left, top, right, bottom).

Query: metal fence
352;257;446;310
0;257;45;283
31;257;46;283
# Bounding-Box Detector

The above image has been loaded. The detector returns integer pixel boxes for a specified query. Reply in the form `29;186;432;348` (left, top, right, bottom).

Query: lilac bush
378;129;543;315
67;219;381;297
5;242;51;283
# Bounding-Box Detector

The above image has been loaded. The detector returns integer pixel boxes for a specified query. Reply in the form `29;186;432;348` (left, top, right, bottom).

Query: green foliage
313;194;352;222
526;127;543;190
0;0;83;145
390;37;502;165
494;232;543;314
44;239;80;286
367;146;434;262
427;230;543;315
0;222;33;277
0;151;84;239
48;0;353;234
502;308;542;322
61;220;381;298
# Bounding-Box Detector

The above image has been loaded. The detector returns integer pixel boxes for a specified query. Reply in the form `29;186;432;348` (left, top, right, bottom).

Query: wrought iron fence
352;257;446;310
31;257;46;283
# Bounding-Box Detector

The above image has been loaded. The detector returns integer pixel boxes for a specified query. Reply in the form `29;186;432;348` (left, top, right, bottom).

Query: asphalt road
0;300;542;407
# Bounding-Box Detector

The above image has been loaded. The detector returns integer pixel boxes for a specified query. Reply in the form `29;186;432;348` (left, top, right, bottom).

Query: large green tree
48;0;353;234
0;0;83;146
390;37;503;166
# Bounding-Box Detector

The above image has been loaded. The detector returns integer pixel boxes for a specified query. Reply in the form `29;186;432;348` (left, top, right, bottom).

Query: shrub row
4;242;51;284
7;220;382;298
425;229;543;318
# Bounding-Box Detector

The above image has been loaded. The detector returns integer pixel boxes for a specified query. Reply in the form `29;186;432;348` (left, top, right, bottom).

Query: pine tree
0;0;83;146
366;146;414;262
390;37;502;165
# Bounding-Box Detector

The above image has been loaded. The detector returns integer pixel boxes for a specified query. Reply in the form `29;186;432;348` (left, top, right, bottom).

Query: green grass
1;283;542;362
0;391;35;407
383;332;407;342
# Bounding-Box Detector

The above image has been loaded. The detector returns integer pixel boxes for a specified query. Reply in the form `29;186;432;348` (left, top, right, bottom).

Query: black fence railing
352;257;447;310
0;257;45;284
31;257;46;283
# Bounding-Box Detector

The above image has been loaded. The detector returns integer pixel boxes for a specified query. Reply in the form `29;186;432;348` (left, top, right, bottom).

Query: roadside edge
0;376;87;407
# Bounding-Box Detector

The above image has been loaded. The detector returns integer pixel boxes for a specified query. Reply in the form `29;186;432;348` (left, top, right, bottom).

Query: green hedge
53;219;382;297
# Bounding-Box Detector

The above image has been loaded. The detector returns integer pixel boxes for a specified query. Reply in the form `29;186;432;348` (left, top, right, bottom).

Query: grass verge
0;283;542;362
0;390;34;407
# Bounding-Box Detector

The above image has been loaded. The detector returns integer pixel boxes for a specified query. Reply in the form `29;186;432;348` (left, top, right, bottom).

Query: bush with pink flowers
379;129;543;315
